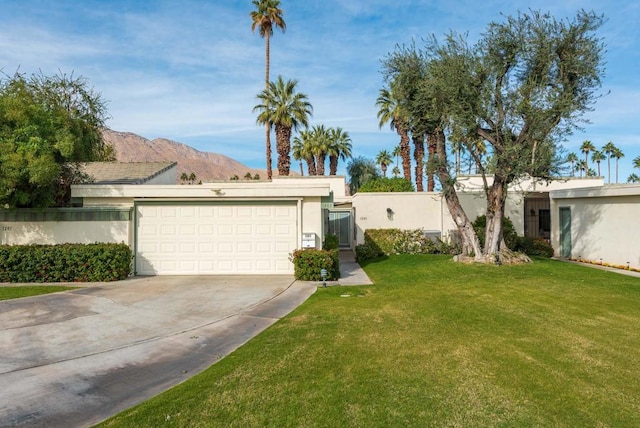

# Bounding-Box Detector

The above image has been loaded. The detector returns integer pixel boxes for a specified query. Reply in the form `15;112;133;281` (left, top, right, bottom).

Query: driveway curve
0;276;315;428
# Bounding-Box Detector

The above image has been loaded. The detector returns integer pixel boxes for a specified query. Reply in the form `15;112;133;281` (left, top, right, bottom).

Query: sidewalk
337;250;373;285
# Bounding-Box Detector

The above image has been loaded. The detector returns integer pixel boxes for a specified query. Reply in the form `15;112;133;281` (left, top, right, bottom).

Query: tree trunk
265;33;272;180
433;129;482;259
306;157;316;176
299;162;304;176
483;175;507;258
413;133;425;192
275;125;292;176
398;125;411;182
316;154;326;175
426;133;437;191
329;155;338;175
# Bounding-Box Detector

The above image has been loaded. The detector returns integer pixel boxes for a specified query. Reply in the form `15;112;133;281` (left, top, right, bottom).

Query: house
2;162;638;274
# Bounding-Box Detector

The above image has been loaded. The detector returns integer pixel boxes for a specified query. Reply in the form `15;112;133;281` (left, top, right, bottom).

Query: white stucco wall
550;185;640;269
0;221;131;246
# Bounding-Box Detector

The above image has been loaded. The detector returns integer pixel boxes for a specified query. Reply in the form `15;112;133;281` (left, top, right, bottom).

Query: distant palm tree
628;173;640;183
251;0;286;180
391;145;401;170
576;160;587;178
180;172;189;183
327;127;352;176
633;155;640;170
244;172;253;180
392;165;400;178
188;172;196;184
230;174;239;181
602;141;617;184
376;150;393;177
292;129;316;175
309;124;330;175
580;140;595;172
613;147;624;183
591;150;605;177
376;86;411;181
254;76;312;176
566;152;578;177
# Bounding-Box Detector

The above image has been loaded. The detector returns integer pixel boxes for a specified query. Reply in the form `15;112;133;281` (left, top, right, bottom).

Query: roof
82;162;177;185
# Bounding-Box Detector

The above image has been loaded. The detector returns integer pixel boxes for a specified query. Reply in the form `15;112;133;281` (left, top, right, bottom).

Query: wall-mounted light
211;189;224;195
386;207;394;220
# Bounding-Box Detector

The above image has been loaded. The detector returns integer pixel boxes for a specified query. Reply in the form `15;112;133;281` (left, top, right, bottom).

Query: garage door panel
137;203;296;275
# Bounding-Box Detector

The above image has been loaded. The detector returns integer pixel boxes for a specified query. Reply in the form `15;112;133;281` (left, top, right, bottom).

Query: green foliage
0;243;132;282
346;156;380;194
355;228;458;262
322;233;339;250
0;71;112;208
291;249;339;281
0;286;77;301
515;237;554;258
358;177;415;192
473;215;519;250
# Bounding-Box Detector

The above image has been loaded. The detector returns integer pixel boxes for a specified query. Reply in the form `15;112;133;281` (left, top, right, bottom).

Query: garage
136;202;298;275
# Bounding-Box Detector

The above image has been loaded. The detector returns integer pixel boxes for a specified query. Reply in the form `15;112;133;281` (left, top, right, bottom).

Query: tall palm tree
566;152;578;177
392;165;401;178
309;124;330;175
291;132;306;176
250;0;285;180
254;76;312;176
591;150;605;177
376;86;411;181
602;141;616;184
580;140;595;172
327;127;352;176
391;145;401;170
628;173;640;183
576;160;587;178
613;147;624;183
376;150;393;177
412;132;425;191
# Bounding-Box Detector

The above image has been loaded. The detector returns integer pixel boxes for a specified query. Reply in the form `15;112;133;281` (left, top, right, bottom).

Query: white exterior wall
352;193;445;245
300;197;324;249
550;185;640;270
0;221;130;245
144;164;177;184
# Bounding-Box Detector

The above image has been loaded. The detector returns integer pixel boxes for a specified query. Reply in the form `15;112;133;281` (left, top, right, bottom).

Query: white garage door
136;202;297;275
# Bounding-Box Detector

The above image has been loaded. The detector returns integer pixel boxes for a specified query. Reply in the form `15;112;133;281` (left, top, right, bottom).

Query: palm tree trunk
299;161;304;176
275;125;292;176
306;158;316;176
329;155;338;175
413;133;425;192
426;133;437;191
265;33;272;180
317;154;326;175
398;126;411;181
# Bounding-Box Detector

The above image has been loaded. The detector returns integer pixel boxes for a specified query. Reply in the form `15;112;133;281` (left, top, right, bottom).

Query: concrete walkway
0;276;316;428
337;250;373;286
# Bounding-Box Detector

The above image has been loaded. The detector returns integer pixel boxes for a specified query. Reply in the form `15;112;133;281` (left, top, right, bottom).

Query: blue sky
1;0;639;182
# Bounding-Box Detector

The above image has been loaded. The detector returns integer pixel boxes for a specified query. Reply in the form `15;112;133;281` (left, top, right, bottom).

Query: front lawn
99;255;640;427
0;285;77;301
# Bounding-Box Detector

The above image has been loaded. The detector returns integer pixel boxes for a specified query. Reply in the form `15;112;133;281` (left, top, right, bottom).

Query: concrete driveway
0;276;316;428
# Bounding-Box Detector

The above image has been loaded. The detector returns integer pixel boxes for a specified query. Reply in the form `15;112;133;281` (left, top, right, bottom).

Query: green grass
99;256;640;427
0;285;77;301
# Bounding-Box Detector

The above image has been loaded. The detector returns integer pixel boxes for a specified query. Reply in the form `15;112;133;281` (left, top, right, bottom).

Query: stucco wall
300;197;324;249
0;221;131;246
550;186;640;269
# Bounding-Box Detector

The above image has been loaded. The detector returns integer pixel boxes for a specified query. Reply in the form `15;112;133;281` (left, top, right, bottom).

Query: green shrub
0;243;132;283
515;237;554;258
472;215;519;250
291;249;340;281
322;233;339;250
358;177;415;192
355;228;457;262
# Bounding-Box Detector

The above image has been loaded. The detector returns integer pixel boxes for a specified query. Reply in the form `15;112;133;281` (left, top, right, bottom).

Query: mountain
102;129;268;182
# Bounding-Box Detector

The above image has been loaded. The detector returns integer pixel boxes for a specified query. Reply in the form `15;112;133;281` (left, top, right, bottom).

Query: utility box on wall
301;232;316;248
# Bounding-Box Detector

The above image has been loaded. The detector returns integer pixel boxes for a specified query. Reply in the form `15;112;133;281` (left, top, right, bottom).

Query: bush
515;237;554;258
472;215;519;250
291;249;340;281
358;177;415;192
0;243;132;283
322;233;339;250
355;228;457;262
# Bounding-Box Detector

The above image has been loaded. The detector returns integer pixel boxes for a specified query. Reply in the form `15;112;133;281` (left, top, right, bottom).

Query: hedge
355;228;458;262
291;249;340;281
0;243;132;283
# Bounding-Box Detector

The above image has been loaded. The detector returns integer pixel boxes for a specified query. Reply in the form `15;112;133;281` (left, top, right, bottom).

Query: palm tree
376;150;393;177
412;132;425;191
591;150;605;177
633;155;640;170
576;160;587;178
292;129;316;175
327;127;352;176
391;145;401;173
566;152;578;177
613;147;624;183
188;172;196;184
250;0;286;180
628;173;640;183
180;172;188;184
580;140;595;172
254;76;312;176
376;86;411;181
244;172;253;180
602;141;616;184
309;124;330;175
392;165;400;178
